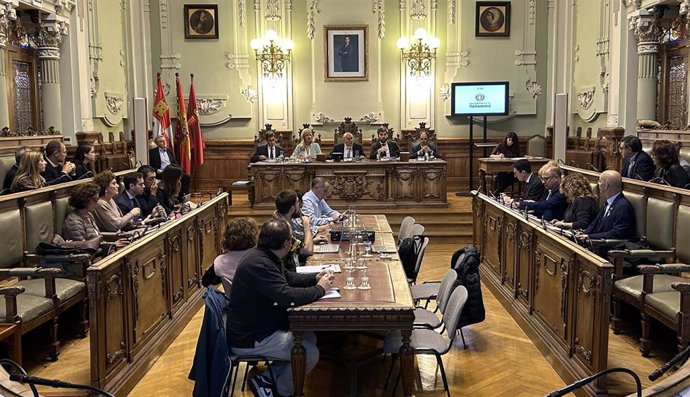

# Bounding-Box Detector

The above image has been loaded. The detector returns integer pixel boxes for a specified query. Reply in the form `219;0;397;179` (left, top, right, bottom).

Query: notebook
314;243;340;253
372;245;397;254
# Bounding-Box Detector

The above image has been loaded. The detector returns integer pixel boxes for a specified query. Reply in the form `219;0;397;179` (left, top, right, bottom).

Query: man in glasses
517;166;567;221
251;131;283;162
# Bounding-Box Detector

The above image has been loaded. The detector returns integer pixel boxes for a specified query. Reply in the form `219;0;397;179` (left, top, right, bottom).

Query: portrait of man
324;25;368;81
337;35;358;72
184;5;219;39
475;2;510;37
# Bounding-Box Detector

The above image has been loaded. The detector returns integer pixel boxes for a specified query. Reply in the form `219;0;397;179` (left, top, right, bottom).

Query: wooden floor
22;194;676;396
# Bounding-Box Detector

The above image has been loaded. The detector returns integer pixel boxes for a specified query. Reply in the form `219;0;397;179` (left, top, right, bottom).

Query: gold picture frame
475;2;510;37
324;25;368;82
184;4;219;39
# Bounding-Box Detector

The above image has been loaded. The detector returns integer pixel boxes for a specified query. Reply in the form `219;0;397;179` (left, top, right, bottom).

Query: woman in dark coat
551;173;598;230
490;131;521;194
74;144;96;178
652;140;690;189
157;164;183;214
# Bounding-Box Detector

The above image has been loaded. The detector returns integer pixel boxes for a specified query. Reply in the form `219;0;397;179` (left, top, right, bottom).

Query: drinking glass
358;267;371;290
343;256;355;270
355;256;367;270
363;240;372;257
343;266;357;290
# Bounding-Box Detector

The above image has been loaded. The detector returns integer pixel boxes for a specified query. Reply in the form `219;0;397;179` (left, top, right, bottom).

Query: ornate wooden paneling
87;194;228;396
473;193;612;396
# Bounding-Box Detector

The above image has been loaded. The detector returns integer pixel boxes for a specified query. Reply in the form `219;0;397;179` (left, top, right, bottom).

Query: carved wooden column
631;12;661;121
36;16;67;133
0;2;14;129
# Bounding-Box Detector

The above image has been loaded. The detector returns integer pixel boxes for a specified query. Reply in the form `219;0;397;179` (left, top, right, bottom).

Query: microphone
586;163;600;172
650;176;670;186
649;344;690;381
78;171;94;180
634;173;645;181
545;367;641;397
9;374;115;397
540;216;547;230
557;158;565;165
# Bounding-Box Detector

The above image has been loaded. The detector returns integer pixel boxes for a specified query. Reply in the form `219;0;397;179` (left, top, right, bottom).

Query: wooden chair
294;124;322;145
527;135;547;157
333;117;362;145
370;123;399;144
404;122;437;152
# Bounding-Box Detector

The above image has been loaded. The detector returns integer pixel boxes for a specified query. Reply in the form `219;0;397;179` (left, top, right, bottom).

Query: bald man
577;170;637;252
329;132;363;161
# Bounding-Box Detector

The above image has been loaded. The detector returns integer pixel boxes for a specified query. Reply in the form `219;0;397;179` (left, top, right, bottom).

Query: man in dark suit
136;165;161;217
115;172;145;216
329;132;363;161
410;131;440;159
149;135;177;172
511;159;545;201
251;131;283;163
370;129;400;159
41;140;75;185
517;166;568;221
620;136;654;181
3;146;30;191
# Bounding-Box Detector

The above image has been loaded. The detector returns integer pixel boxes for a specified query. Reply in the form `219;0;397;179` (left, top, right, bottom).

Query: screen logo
475;93;485;101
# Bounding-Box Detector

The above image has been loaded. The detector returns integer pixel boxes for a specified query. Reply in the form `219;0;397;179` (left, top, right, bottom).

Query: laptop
314;243;340;253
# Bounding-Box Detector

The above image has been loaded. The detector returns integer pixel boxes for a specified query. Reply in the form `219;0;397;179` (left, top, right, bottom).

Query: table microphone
9;374;115;397
544;367;641;397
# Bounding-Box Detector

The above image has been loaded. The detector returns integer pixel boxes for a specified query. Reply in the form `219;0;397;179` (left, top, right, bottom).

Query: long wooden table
473;192;612;396
249;159;448;209
477;157;551;194
289;215;415;396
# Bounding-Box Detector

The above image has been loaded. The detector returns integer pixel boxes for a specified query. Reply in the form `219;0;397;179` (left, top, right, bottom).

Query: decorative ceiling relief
312;112;335;124
105;93;124;115
373;0;385;39
307;0;319;39
241;87;257;103
265;0;280;21
410;0;426;20
439;84;450;102
525;79;542;98
576;87;598;122
359;112;381;123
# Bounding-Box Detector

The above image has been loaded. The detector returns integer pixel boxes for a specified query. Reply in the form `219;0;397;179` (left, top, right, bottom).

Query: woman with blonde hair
11;151;47;192
552;173;598;230
291;128;322;160
92;170;141;232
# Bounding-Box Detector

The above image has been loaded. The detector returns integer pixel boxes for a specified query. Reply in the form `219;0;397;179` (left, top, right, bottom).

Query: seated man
329;132;363;161
302;177;342;227
620;135;654;181
3;146;30;190
137;165;162;217
227;219;334;397
370;128;400;159
576;170;637;255
272;189;324;271
512;159;545;201
251;131;283;162
41;140;76;185
149;135;177;173
410;131;441;159
115;172;145;216
517;166;568;221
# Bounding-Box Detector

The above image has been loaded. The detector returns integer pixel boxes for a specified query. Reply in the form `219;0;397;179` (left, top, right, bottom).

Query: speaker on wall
132;97;148;167
552;93;568;163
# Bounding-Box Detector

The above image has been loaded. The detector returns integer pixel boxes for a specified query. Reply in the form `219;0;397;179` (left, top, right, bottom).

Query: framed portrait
184;4;219;39
324;25;368;82
475;2;510;37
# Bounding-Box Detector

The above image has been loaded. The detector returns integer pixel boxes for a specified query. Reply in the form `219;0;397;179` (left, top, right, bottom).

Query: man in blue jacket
518;166;568;221
227;219;334;397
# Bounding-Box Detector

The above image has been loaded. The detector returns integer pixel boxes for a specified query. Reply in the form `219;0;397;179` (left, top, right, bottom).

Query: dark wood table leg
479;169;487;194
399;329;414;397
11;325;21;365
291;331;306;397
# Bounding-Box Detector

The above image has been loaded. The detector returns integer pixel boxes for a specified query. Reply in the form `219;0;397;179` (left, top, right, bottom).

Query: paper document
296;264;342;273
320;287;341;299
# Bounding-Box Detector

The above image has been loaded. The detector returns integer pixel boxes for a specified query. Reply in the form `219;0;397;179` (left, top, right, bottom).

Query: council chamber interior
0;0;689;396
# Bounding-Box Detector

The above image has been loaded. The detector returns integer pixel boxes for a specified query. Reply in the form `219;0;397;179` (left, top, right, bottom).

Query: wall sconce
396;28;440;78
250;29;294;79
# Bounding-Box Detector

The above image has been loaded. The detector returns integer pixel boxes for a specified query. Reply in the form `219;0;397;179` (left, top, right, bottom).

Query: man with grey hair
302;177;343;227
577;170;637;254
3;146;30;190
329;132;363;161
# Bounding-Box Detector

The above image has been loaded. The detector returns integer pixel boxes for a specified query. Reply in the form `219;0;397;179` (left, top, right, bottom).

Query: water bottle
424;151;429;161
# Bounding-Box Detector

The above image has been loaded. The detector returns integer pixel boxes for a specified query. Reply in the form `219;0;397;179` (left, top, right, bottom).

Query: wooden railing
87;193;228;395
473;192;612;396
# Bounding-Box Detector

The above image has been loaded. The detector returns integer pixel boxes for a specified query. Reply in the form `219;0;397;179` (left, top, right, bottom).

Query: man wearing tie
329;132;363;161
115;172;146;216
370;128;400;159
251;131;283;162
620;136;654;181
510;159;545;201
517;166;568;221
577;170;637;256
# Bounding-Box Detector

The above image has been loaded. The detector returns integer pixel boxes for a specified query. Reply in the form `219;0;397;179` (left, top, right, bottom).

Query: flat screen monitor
451;81;509;117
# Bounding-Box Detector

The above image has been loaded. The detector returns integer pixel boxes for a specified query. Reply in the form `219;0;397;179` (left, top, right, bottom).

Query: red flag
152;73;173;149
174;73;192;174
187;74;205;172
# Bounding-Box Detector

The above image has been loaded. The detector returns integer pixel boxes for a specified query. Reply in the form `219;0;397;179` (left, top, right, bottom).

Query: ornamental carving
265;0;281;21
239;0;247;27
241;87;257;103
373;0;385;38
35;21;66;49
440;84;450;101
0;5;10;47
577;270;597;297
410;0;426;20
38;48;60;59
526;79;543;98
105;93;124;115
104;274;123;306
574;340;593;364
307;0;319;39
195;98;227;115
159;0;169;29
359;112;381;123
312;112;335;123
448;0;456;25
631;14;661;44
333;174;368;200
577;89;594;110
105;343;125;369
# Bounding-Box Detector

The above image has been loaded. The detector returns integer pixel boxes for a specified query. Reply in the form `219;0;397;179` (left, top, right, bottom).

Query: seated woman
201;217;258;286
74;144;96;179
551;173;598;230
157;164;183;214
490;131;521;194
63;183;102;241
652;140;690;188
92;170;141;232
291;128;321;160
11;151;47;192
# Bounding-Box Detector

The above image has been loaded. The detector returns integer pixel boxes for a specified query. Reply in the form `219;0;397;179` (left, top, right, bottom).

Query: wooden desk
477;157;551;194
249;159;448;210
473;192;612;396
0;323;21;364
289;215;414;397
